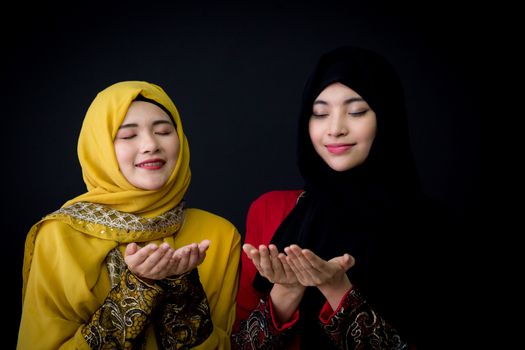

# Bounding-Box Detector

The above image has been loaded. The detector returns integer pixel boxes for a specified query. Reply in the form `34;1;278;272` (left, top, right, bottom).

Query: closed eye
349;110;368;117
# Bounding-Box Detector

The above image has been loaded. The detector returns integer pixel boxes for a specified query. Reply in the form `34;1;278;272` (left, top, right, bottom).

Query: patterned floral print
321;289;408;350
231;297;292;350
81;259;162;349
82;249;213;349
155;270;213;349
232;289;408;350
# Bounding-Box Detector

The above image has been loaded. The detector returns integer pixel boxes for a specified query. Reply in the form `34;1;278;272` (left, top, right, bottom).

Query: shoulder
34;218;117;250
249;190;304;212
34;219;79;242
181;208;241;255
246;190;303;233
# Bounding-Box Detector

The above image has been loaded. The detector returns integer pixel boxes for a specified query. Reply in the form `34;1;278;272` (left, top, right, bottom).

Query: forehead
316;82;361;100
123;101;172;123
313;83;367;109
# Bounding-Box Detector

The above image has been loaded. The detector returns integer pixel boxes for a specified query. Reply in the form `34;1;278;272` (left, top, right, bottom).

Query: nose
328;113;348;137
140;132;160;153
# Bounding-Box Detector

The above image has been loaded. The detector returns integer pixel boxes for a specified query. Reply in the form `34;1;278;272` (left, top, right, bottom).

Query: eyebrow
313;97;364;106
118;120;173;129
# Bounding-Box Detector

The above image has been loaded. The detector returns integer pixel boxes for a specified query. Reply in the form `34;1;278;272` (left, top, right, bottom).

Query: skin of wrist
270;283;306;324
318;277;352;301
272;282;306;298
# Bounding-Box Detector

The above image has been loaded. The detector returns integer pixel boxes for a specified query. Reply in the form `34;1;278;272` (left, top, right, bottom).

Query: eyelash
119;131;172;140
311;110;368;118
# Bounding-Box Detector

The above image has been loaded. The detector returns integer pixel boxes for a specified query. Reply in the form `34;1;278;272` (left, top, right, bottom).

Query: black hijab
254;46;424;348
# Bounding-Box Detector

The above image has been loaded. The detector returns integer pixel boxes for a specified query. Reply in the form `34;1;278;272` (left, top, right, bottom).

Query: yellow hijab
63;80;191;217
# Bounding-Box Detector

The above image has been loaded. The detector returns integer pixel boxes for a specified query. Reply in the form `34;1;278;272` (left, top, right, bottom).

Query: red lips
325;143;355;154
136;158;166;169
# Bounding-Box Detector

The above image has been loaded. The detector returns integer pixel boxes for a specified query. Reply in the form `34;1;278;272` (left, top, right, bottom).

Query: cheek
167;136;180;159
358;120;377;144
114;143;132;169
308;121;321;144
368;127;377;144
366;115;378;141
362;129;376;145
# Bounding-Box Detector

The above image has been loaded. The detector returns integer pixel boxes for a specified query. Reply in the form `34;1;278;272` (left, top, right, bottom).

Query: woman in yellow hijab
18;81;241;349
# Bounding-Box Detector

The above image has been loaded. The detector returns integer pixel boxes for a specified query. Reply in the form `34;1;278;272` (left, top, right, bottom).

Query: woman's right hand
284;244;355;310
244;243;305;324
243;243;300;287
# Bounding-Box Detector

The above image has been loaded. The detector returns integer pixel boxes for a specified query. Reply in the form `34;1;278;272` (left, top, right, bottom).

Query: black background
4;1;483;347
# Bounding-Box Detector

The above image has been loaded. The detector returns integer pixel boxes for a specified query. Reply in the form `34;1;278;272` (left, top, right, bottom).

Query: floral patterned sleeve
81;265;163;349
81;249;213;350
319;288;409;350
231;296;298;350
154;268;213;348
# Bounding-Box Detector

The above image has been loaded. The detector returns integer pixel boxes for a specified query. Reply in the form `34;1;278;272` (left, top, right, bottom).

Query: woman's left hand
285;244;355;309
167;240;210;276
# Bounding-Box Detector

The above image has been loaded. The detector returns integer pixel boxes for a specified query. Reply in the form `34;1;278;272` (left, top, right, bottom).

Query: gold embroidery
51;201;184;232
45;202;185;242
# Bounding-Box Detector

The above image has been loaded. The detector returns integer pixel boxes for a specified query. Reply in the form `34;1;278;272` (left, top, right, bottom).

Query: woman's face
309;82;377;172
114;101;180;190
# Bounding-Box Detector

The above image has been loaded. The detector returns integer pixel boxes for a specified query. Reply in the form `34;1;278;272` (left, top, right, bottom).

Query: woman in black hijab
232;46;439;349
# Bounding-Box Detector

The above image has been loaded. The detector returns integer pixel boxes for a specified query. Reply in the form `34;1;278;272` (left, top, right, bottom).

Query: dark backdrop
3;1;482;347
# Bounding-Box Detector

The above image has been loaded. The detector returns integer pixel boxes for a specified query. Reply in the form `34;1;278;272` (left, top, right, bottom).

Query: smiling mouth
136;159;166;169
326;144;355;154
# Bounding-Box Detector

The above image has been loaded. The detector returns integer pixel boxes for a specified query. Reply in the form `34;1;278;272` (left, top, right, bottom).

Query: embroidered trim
50;201;184;233
106;248;125;288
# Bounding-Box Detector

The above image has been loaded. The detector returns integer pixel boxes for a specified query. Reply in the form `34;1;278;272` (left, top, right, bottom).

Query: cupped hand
125;240;210;281
168;239;210;276
243;243;299;286
284;244;355;288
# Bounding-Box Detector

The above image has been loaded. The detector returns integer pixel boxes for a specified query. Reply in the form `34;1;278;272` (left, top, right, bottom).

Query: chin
331;166;352;172
327;162;358;172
